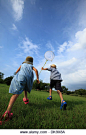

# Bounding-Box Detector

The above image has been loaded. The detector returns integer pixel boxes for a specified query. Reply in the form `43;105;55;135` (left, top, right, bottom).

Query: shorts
50;79;63;92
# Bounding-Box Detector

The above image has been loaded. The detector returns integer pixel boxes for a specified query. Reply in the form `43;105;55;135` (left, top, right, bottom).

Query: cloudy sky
0;0;86;91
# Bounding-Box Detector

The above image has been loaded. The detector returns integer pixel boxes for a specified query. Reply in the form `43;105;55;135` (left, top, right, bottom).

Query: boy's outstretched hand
37;79;40;84
41;67;44;70
41;67;48;70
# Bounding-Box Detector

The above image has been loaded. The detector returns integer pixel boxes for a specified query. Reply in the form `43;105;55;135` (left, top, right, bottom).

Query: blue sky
0;0;86;91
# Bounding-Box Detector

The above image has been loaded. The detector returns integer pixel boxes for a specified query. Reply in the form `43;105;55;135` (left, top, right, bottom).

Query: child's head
50;64;56;69
23;56;33;65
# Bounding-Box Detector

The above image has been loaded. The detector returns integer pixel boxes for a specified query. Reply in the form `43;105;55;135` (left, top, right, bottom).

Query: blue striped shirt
48;67;62;81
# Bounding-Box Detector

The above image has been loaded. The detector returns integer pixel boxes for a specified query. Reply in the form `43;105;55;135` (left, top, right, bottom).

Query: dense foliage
0;72;13;85
0;72;4;79
4;76;13;85
32;79;50;91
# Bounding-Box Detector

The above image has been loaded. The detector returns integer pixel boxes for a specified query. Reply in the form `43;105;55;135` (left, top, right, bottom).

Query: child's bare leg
6;94;19;112
24;90;27;99
23;90;29;104
57;90;65;103
49;88;52;97
47;88;52;100
4;94;19;117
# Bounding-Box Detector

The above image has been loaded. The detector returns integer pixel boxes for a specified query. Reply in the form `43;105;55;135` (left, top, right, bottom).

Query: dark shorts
50;80;63;92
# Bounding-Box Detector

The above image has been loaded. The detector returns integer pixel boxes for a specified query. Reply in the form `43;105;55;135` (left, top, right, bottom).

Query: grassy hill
0;84;86;129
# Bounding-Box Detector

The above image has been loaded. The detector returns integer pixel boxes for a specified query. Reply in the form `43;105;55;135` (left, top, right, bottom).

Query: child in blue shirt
41;64;67;110
0;56;40;124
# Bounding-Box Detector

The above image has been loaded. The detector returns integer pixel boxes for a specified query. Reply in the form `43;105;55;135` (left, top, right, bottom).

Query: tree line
0;72;86;96
0;72;13;85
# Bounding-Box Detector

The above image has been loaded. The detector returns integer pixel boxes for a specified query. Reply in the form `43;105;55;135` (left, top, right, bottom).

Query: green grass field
0;83;86;129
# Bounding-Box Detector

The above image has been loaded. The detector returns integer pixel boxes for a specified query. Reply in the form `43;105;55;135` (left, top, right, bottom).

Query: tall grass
0;84;86;129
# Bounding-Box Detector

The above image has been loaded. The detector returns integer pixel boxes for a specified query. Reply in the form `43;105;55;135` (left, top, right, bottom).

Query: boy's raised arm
41;67;48;70
33;67;40;84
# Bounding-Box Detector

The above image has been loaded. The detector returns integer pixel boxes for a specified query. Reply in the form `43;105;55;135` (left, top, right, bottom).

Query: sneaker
60;100;67;110
47;96;52;100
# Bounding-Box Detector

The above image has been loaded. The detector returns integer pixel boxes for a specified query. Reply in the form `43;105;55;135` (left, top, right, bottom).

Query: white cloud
75;28;86;48
59;57;77;67
67;43;81;51
11;0;24;21
67;28;86;51
62;69;86;86
57;41;73;54
46;41;55;52
57;28;86;53
58;42;67;53
11;24;18;31
19;37;39;55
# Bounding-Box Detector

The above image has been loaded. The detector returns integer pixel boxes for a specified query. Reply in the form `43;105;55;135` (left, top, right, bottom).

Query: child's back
9;63;34;94
41;64;67;110
47;67;62;81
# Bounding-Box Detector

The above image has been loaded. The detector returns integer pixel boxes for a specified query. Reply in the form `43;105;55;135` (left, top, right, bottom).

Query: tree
0;72;4;84
0;72;4;79
32;80;38;89
62;86;68;93
4;76;13;85
66;91;71;95
33;80;44;90
32;79;50;91
75;89;86;95
0;78;4;83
